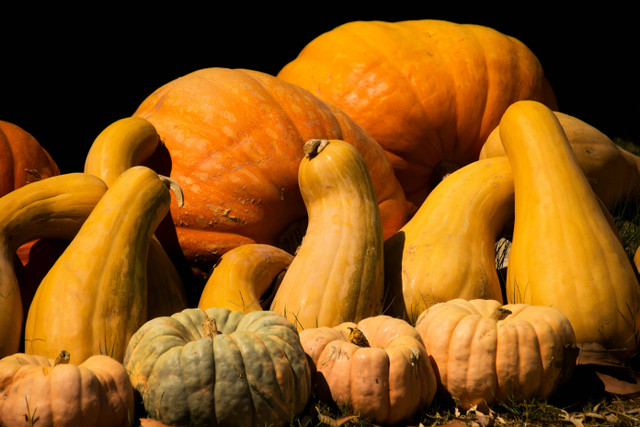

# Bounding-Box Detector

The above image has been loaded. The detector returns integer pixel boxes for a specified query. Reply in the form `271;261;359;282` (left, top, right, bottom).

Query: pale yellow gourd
270;139;384;330
198;243;293;313
384;157;512;322
501;100;640;358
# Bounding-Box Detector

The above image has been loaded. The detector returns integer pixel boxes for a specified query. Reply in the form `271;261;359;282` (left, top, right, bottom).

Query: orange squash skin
132;68;410;280
0;120;59;197
277;19;557;210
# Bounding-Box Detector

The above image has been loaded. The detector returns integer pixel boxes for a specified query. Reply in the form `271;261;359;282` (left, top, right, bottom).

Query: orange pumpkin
300;315;437;425
0;120;59;197
0;351;134;426
133;67;410;280
277;19;557;210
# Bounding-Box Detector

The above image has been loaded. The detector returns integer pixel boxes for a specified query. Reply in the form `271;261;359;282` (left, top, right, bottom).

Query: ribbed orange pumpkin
0;351;134;426
300;315;437;425
277;19;558;210
415;299;577;410
133;67;410;280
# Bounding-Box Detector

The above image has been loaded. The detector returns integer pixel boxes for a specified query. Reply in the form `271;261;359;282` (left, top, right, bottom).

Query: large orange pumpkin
133;67;410;279
277;19;558;210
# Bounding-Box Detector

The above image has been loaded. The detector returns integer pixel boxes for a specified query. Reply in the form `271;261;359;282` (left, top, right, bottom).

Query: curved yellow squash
270;139;384;330
84;116;188;316
0;173;107;357
501;100;640;357
480;111;640;209
198;243;293;313
384;157;512;322
24;166;178;363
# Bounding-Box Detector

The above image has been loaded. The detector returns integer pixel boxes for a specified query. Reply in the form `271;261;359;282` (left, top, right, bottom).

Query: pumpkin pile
1;18;639;427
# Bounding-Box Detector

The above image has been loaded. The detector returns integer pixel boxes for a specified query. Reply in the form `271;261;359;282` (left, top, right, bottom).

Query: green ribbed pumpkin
123;307;311;427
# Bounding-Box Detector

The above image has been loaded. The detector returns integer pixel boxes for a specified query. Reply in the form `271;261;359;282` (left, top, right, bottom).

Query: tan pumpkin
270;139;384;330
198;243;293;313
480;111;640;209
0;350;134;426
132;68;410;283
277;19;557;210
300;315;437;425
415;298;577;410
500;100;640;358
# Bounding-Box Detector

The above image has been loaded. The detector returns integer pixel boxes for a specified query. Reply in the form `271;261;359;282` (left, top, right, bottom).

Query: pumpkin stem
54;350;71;366
347;326;370;347
303;139;330;159
159;175;185;208
202;311;219;338
490;307;512;321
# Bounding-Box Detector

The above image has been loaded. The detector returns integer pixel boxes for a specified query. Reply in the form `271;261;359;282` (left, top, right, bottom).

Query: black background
2;5;637;174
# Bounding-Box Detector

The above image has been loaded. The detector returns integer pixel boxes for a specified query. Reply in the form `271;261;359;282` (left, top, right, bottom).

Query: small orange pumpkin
0;351;134;426
415;299;578;410
300;315;437;425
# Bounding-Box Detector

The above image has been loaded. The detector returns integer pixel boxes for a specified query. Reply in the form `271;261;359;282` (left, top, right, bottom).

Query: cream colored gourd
270;139;384;330
198;243;293;313
24;166;182;363
384;157;512;321
0;173;107;358
501;100;640;357
480;110;640;209
84;116;188;317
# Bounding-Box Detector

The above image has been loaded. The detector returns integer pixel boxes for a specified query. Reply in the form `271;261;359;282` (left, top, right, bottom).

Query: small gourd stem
490;307;512;321
54;350;71;366
202;311;219;338
347;326;370;348
159;175;185;208
303;139;330;160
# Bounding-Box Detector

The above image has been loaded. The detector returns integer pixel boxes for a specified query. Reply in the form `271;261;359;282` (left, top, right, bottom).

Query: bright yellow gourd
24;166;182;363
501;100;640;358
84;116;188;316
0;173;107;357
270;139;384;330
198;243;293;313
480;111;640;209
384;157;512;321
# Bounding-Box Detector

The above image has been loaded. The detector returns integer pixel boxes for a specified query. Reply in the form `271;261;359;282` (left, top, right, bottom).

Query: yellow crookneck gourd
24;166;183;363
501;100;640;358
84;116;188;316
198;243;293;313
0;173;107;358
480;110;640;210
270;139;384;331
384;157;513;322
